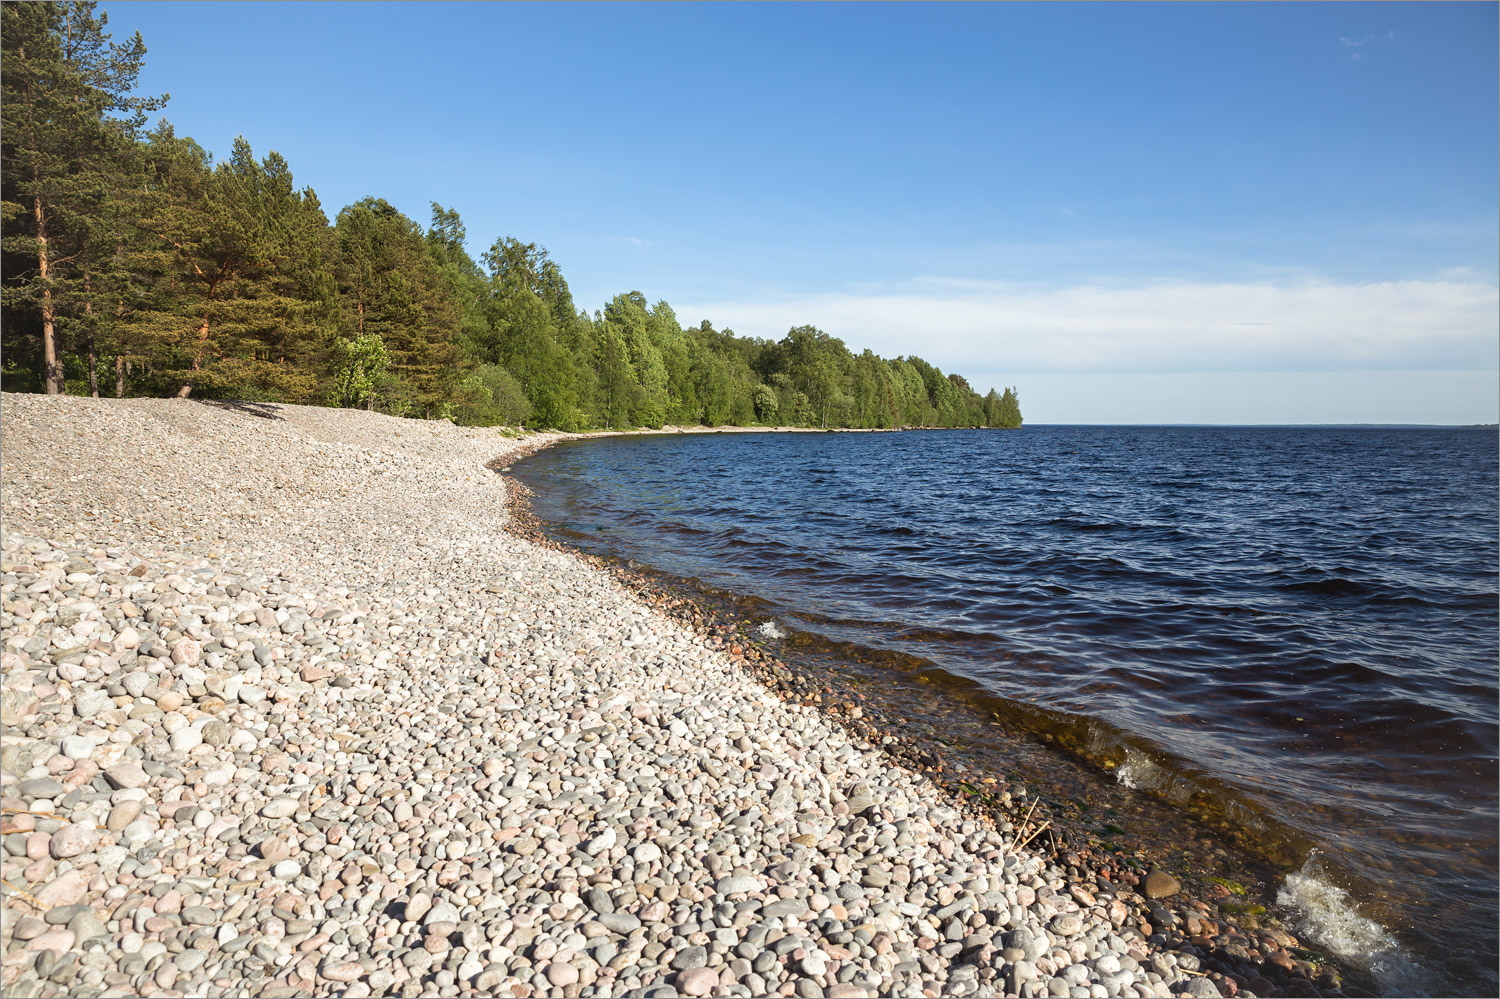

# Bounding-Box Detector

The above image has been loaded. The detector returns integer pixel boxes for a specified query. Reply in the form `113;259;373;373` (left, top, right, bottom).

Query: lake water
512;426;1498;996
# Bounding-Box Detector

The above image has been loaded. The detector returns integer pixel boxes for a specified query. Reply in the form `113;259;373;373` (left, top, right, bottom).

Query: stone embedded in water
1143;871;1181;899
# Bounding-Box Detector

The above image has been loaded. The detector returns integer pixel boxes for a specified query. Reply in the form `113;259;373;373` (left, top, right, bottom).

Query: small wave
1113;747;1160;790
755;619;787;640
1278;576;1376;598
1277;856;1429;996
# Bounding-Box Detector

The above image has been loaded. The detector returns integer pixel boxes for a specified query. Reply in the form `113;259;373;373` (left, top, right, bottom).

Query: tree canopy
1;1;1022;430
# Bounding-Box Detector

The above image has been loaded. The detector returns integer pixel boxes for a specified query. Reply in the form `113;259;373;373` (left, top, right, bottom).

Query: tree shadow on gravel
194;399;285;420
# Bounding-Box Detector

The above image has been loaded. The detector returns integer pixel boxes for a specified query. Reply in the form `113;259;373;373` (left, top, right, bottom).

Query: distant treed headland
0;2;1022;431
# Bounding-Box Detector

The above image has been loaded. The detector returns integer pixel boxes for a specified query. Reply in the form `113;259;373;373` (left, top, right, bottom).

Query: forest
1;2;1022;431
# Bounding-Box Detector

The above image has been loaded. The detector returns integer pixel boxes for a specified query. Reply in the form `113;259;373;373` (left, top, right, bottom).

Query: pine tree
1;0;165;393
997;386;1023;428
128;132;335;399
330;199;464;414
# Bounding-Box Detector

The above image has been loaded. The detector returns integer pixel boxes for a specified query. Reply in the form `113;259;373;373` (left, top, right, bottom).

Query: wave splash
755;619;788;640
1113;746;1160;790
1277;855;1428;996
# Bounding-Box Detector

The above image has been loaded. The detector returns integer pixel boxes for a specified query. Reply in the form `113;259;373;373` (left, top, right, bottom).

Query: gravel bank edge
1;395;1353;999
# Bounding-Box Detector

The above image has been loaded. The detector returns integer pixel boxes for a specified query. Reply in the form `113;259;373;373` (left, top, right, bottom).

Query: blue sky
115;1;1497;423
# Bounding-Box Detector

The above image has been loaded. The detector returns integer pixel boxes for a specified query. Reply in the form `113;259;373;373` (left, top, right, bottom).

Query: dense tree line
1;2;1022;430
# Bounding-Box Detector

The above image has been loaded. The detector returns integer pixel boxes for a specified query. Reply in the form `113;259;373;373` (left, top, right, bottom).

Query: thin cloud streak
983;369;1498;425
677;279;1499;376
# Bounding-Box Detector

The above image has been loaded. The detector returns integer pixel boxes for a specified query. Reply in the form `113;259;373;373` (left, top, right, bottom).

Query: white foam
755;619;786;640
1113;747;1158;790
1277;855;1429;996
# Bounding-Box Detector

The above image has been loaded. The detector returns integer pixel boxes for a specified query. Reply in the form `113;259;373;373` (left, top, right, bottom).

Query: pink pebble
24;929;75;955
677;966;720;997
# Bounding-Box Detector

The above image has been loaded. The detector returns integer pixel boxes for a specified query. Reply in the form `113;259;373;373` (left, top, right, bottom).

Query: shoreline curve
0;394;1361;999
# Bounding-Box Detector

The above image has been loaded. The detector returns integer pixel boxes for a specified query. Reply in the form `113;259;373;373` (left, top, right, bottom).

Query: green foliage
0;1;1021;430
332;332;389;409
449;363;533;427
752;383;779;423
333;197;462;414
1;0;167;394
124;130;337;400
985;386;1023;428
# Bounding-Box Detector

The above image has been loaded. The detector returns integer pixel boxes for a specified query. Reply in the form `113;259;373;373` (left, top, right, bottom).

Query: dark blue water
512;426;1499;995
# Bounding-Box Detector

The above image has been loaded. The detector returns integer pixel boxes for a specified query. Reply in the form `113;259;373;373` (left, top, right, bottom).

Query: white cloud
977;370;1499;425
1338;30;1395;58
676;278;1499;378
612;236;655;247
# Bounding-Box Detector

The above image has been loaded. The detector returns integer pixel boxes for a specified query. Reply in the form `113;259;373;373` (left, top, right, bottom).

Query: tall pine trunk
85;278;98;397
177;274;221;398
176;314;211;397
115;355;125;398
34;192;62;394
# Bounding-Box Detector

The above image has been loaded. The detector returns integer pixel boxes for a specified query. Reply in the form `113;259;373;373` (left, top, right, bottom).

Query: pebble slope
2;394;1219;999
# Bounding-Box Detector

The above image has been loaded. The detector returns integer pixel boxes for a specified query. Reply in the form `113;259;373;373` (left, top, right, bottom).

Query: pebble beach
1;394;1350;999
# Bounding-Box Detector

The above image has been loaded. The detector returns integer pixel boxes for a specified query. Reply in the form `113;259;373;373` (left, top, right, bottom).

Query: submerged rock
1144;870;1182;899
